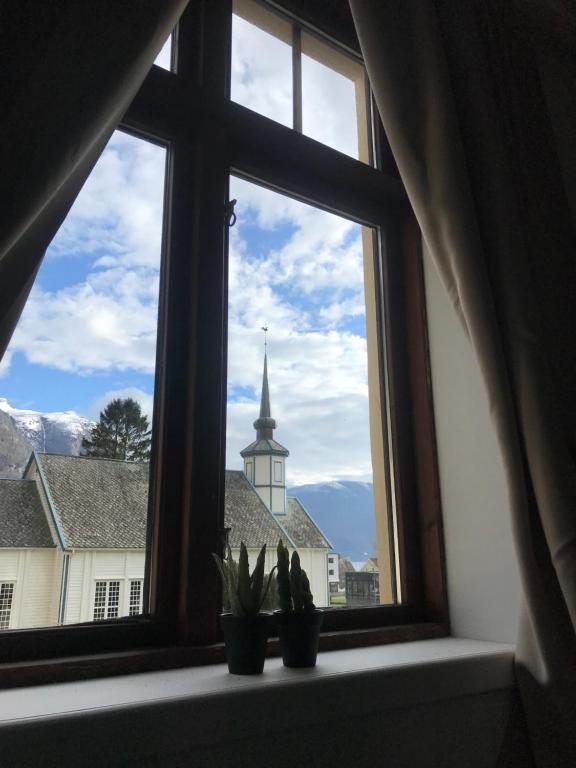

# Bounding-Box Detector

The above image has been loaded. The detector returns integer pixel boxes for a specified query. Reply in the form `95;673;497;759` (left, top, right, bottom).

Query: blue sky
0;15;374;486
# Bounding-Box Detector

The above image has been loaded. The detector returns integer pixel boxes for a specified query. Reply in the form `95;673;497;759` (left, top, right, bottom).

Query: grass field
330;595;346;606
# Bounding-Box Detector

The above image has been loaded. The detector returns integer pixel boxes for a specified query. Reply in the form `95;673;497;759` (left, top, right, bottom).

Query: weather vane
261;326;268;353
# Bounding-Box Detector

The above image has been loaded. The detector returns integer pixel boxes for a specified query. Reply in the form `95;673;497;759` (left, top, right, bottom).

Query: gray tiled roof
0;480;54;547
224;471;289;547
37;454;148;549
282;498;331;549
21;455;327;551
240;438;289;457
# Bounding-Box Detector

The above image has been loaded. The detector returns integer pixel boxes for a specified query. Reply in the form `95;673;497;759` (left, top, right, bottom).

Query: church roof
240;438;289;457
36;453;148;549
0;455;327;551
0;479;54;548
283;497;331;549
224;471;291;547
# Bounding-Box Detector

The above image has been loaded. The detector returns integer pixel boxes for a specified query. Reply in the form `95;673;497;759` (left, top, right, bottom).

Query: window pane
301;32;369;163
0;130;166;630
154;35;172;71
225;177;396;611
232;0;293;128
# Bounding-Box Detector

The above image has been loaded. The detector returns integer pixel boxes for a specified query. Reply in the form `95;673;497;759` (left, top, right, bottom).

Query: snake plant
277;539;315;612
213;542;276;617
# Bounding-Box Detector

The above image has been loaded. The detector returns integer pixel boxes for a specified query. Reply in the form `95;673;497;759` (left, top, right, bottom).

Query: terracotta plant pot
220;613;270;675
275;609;324;668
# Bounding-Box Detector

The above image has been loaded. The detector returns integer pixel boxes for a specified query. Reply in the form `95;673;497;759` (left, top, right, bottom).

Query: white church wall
271;486;285;514
64;550;145;624
0;548;60;629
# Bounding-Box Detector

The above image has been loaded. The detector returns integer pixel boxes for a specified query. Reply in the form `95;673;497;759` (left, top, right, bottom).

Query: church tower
240;352;289;515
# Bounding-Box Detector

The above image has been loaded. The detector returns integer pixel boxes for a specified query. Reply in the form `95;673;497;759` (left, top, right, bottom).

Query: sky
0;14;375;486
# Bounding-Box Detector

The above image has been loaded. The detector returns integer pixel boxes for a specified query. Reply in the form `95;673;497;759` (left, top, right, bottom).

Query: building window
328;569;334;576
0;583;14;630
93;581;121;621
129;580;143;617
273;461;282;483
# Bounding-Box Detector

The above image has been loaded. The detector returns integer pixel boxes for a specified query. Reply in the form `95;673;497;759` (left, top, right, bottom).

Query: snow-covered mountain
0;399;94;477
288;480;376;562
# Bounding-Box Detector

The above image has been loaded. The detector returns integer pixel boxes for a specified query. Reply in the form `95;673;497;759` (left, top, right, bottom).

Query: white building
0;356;331;629
327;553;340;593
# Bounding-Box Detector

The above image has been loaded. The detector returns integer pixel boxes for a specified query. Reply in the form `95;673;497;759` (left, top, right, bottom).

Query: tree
82;398;151;462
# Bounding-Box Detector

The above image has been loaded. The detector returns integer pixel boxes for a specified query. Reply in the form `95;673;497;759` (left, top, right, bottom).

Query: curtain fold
0;0;188;360
349;1;576;765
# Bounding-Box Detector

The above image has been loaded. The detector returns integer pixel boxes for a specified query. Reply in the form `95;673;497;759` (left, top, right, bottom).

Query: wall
0;548;60;629
64;550;145;624
423;249;523;643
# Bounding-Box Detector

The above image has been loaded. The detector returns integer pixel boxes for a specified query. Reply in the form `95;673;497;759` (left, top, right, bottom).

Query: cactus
277;539;292;612
213;542;276;617
276;539;316;612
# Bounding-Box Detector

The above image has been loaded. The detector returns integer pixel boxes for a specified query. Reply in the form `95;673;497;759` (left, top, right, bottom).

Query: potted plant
275;539;324;668
213;542;276;675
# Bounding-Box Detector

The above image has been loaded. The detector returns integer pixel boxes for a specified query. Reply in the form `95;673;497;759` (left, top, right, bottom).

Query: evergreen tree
82;398;151;461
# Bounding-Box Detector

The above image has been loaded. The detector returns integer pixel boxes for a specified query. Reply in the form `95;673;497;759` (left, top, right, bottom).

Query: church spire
253;353;276;439
240;335;289;514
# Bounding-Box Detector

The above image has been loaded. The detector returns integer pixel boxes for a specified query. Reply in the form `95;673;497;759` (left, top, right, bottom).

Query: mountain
0;408;34;478
288;481;376;562
0;399;94;477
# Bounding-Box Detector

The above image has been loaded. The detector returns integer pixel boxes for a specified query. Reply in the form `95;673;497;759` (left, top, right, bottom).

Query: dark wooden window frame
0;0;447;689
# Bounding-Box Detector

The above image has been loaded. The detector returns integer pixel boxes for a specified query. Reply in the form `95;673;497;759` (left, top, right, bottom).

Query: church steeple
253;354;276;439
240;342;289;515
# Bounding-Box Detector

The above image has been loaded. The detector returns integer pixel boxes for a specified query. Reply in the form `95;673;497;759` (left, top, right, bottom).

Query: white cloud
4;132;163;377
48;132;165;271
0;350;12;379
231;14;292;128
10;271;158;374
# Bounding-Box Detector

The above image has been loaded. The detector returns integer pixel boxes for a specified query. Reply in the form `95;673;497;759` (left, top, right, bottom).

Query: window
93;581;121;621
129;580;143;617
0;583;14;630
273;461;282;483
0;0;446;683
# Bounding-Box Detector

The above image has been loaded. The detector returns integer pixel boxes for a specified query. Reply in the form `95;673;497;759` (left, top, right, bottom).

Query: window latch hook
225;199;237;227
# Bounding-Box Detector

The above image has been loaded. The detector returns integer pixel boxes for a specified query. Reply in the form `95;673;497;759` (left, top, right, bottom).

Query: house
361;557;378;574
327;552;339;593
0;354;331;629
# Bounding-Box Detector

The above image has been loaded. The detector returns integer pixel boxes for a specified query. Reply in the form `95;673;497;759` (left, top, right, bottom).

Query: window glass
232;0;293;128
154;35;172;71
0;583;14;630
225;176;395;610
301;32;369;162
0;130;166;630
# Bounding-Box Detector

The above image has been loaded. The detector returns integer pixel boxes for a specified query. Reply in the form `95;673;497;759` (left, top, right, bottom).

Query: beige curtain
0;0;188;359
349;1;576;765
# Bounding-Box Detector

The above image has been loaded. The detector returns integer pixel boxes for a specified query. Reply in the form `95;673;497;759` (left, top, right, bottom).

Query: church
0;355;331;629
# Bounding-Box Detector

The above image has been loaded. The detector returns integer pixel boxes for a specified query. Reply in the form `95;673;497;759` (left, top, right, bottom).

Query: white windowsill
0;638;514;731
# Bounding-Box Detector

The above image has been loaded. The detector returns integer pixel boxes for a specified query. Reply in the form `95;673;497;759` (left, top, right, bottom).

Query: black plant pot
275;609;324;668
220;613;270;675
